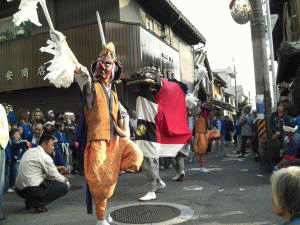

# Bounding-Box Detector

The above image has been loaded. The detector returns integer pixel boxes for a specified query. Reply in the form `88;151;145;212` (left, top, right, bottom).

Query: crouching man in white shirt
15;133;70;213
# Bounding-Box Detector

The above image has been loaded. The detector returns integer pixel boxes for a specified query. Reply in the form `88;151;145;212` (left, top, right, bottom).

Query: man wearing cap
46;110;55;122
277;125;300;168
50;31;143;225
44;121;55;133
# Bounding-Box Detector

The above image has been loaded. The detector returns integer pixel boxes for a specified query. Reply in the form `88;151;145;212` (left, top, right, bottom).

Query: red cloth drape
154;79;192;144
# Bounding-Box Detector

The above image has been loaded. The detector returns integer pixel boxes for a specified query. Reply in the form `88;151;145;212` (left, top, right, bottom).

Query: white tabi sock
96;219;110;225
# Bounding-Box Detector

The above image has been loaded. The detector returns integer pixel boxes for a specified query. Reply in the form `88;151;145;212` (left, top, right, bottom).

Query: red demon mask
93;56;115;81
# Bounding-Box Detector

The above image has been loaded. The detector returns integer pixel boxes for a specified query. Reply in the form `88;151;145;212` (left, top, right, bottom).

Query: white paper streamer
194;66;208;82
10;0;42;26
186;93;199;110
40;39;75;88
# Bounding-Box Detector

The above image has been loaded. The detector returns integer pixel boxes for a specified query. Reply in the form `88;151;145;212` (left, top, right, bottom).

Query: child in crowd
53;120;69;167
17;108;32;141
17;124;23;138
10;128;31;187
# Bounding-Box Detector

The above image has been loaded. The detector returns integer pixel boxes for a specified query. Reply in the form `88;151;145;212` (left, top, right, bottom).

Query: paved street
2;145;285;225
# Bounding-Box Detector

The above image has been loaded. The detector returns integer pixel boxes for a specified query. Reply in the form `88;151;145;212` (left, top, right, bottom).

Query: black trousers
240;136;258;155
16;180;69;208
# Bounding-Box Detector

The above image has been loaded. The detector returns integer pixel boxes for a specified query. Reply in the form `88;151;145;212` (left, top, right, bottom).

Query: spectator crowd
4;100;297;184
3;104;77;194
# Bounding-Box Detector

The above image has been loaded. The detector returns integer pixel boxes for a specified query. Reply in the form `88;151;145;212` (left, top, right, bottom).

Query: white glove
50;30;66;43
49;30;80;70
74;66;91;91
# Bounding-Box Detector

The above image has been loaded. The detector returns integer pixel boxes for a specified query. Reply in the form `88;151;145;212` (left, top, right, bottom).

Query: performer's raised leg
119;137;143;172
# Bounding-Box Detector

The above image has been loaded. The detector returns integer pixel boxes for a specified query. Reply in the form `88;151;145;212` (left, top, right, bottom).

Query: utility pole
249;0;273;173
248;91;251;104
233;58;238;115
265;0;278;108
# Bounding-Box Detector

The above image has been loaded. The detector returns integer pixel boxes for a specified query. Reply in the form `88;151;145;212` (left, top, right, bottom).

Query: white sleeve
43;156;66;183
119;103;129;122
118;103;130;137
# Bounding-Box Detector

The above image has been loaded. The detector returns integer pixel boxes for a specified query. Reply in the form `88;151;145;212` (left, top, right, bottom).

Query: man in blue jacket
211;112;225;157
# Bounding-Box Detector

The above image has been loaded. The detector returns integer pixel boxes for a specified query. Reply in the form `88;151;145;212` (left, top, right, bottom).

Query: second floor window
146;16;154;31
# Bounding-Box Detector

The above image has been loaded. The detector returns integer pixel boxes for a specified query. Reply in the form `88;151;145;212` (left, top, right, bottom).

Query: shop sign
37;65;46;76
5;65;46;81
21;68;29;78
6;70;14;81
6;68;29;80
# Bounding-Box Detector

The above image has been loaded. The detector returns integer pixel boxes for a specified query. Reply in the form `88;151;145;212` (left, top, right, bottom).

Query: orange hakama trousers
194;132;209;168
84;136;143;220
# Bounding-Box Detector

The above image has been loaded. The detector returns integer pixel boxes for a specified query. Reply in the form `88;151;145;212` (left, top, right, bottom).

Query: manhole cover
110;204;181;224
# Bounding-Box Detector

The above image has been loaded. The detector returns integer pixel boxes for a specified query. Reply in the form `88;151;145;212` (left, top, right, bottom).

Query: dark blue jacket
5;139;12;165
51;151;65;167
270;112;295;135
17;121;32;141
11;140;28;161
7;111;16;124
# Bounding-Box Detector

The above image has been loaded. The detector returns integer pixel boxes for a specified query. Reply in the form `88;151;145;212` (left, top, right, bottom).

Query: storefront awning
276;41;300;84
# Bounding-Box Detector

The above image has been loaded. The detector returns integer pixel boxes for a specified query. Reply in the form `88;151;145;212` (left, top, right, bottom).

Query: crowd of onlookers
3;100;300;178
2;103;77;194
200;101;300;224
209;100;300;171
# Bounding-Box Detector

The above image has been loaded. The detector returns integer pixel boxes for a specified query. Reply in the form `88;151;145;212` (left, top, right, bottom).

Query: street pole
265;0;278;109
249;0;273;173
233;58;238;114
235;71;238;114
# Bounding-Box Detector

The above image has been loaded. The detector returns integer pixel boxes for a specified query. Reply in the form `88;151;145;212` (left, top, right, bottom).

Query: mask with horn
91;11;122;83
91;43;122;83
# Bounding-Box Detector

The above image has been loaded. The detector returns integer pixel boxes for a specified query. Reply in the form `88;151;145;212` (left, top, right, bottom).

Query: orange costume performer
194;116;209;169
71;42;143;225
11;3;143;223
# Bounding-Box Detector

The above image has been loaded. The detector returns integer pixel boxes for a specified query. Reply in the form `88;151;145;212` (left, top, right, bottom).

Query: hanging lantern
229;0;252;25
